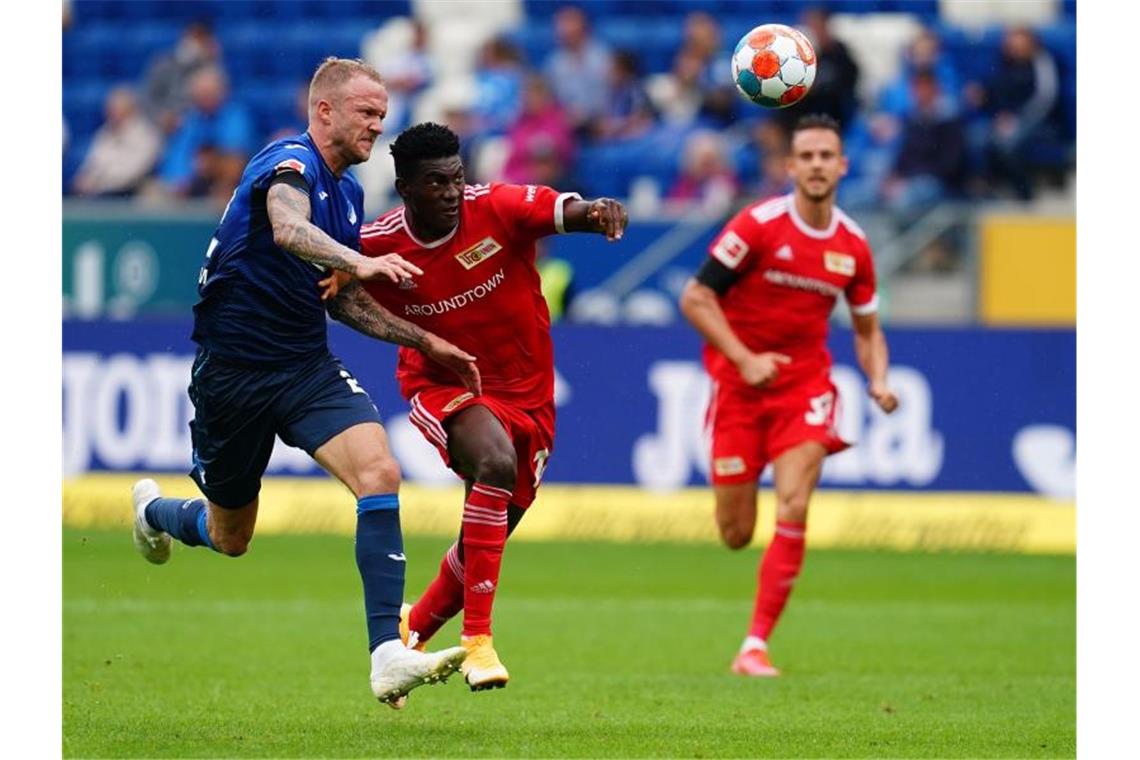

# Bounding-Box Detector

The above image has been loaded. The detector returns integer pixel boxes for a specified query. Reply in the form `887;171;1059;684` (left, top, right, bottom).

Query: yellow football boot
460;634;510;691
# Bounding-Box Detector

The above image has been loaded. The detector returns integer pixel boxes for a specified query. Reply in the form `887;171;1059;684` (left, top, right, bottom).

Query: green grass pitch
64;529;1074;757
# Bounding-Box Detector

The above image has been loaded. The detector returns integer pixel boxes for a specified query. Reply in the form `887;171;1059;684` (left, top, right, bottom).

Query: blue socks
144;497;215;550
355;493;404;652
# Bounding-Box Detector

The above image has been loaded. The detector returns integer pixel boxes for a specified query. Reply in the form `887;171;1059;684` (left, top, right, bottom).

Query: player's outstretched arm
327;279;481;394
266;179;422;283
679;279;789;388
851;311;898;413
562;197;629;241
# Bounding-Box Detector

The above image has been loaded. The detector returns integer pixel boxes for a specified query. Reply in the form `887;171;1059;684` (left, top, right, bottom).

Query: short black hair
389;122;460;179
792;113;843;140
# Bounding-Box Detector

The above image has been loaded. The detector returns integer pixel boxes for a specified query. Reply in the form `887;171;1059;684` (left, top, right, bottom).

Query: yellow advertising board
980;215;1075;325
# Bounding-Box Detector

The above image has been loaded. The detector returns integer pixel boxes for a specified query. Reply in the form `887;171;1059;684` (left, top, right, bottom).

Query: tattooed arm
266;177;421;282
326;278;428;348
327;280;482;394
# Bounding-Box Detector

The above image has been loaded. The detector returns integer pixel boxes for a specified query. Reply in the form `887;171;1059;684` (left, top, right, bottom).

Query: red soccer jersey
703;193;879;390
359;182;581;408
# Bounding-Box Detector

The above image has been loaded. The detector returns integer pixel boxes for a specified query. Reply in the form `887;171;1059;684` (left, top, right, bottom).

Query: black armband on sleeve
269;170;310;193
694;257;742;296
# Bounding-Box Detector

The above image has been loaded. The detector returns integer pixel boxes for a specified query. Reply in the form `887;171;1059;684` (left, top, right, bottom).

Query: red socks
749;520;807;642
459;483;511;636
407;542;465;645
407;483;513;644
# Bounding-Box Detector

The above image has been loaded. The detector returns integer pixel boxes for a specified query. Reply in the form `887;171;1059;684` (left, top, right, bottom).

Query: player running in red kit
324;122;627;691
679;114;899;677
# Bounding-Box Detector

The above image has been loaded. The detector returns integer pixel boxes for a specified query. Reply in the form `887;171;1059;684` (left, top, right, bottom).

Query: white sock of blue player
355;494;404;652
144;497;216;550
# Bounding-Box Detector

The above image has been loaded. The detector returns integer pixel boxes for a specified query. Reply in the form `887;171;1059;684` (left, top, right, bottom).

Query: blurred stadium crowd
63;0;1076;218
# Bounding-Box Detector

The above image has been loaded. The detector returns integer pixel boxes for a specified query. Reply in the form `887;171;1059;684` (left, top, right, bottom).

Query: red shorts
706;373;850;485
406;387;555;509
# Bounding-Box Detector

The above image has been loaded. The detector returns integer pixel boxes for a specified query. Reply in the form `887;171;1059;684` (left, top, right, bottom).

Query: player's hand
737;352;791;388
423;334;482;396
354;253;423;283
318;271;352;301
868;381;899;414
588;198;628;241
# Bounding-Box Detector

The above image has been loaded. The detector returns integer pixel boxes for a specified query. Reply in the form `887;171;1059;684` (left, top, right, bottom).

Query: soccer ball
731;24;817;108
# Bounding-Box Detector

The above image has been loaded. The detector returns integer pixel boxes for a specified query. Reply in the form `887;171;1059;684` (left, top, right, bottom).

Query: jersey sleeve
488;183;582;243
253;142;320;193
845;238;879;315
706;206;765;279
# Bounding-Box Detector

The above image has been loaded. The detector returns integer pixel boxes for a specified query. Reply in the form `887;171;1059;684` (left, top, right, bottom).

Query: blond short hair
308;57;384;113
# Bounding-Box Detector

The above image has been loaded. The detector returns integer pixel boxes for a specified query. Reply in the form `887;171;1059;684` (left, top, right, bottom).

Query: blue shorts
187;348;382;508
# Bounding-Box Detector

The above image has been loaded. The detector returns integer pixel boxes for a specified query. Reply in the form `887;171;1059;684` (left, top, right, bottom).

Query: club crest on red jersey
455;236;503;270
824;251;856;276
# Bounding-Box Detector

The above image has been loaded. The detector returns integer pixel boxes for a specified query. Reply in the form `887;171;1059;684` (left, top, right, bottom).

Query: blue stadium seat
63;80;112;141
505;21;556;68
71;0;125;22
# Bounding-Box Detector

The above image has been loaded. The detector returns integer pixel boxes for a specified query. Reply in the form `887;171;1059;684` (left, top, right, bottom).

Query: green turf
63;530;1074;758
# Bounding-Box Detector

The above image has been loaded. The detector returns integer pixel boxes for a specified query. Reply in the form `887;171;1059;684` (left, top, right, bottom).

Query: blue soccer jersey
191;132;364;366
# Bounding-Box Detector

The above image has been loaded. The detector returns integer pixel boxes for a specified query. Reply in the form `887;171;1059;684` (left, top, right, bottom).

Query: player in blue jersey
127;58;480;709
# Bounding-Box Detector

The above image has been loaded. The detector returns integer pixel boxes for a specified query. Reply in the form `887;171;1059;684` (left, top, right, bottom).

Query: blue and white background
63;320;1075;498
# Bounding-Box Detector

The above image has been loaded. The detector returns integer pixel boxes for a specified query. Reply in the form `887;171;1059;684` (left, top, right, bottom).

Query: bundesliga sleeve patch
711;231;750;269
273;158;306;176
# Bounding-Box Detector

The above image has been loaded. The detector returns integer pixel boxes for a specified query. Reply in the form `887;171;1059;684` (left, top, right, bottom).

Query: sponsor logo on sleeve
824;251;856;276
454;236;503;270
273;158;306;176
711;231;750;269
525;184;537;203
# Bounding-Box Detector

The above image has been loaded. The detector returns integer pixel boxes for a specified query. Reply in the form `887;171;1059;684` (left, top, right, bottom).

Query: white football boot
369;640;467;710
131;478;172;565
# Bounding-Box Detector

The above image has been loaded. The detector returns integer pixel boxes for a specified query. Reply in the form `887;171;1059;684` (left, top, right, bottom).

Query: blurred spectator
373;19;432;133
503;75;575;188
882;69;967;214
543;6;612;137
971;26;1063;200
151;65;254;201
682;12;738;127
755;151;793;200
439;92;490;182
667;130;739;215
472;37;526;135
140;21;221;135
647;47;706;126
778;7;860;131
71;86;163;197
269;83;310;141
838;112;902;211
749;120;792;199
878;28;962;118
593;50;656;141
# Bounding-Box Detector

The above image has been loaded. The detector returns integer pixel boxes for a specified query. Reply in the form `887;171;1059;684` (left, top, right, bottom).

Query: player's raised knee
471;449;517;489
718;523;754;550
213;532;252;557
354;456;402;498
777;494;810;524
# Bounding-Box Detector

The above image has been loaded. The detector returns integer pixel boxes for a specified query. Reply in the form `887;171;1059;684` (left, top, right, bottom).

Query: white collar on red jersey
401;208;459;249
786;194;840;240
